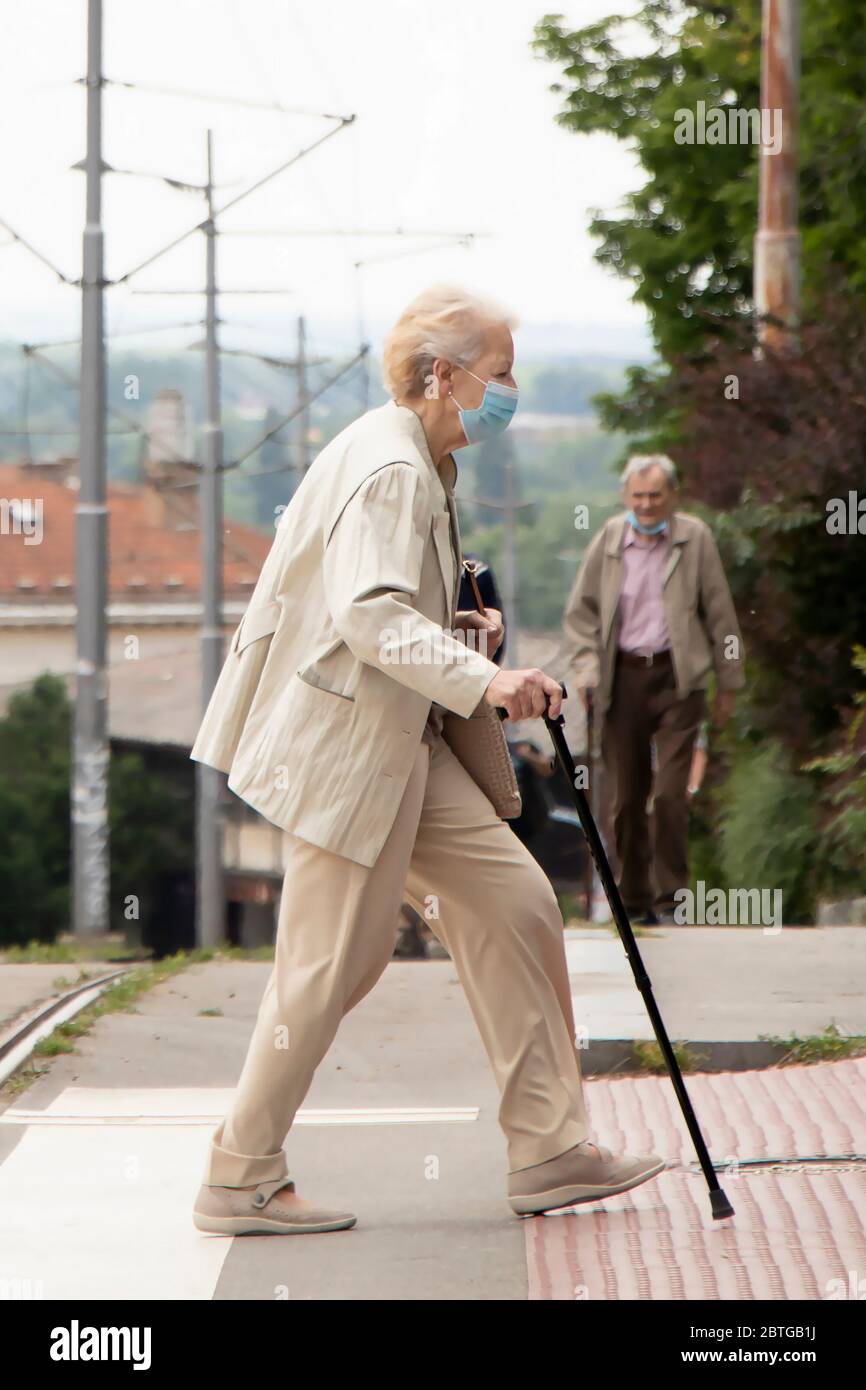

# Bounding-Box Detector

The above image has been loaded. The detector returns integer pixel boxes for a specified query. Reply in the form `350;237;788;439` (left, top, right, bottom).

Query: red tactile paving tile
525;1059;866;1300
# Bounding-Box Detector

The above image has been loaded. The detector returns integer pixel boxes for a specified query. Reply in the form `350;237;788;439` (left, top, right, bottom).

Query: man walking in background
562;454;745;925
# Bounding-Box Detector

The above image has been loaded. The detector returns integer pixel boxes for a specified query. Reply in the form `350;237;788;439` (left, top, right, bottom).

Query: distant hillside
0;343;633;458
0;342;635;537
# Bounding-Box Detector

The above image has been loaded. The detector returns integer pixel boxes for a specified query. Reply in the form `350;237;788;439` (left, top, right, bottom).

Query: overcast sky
0;0;649;362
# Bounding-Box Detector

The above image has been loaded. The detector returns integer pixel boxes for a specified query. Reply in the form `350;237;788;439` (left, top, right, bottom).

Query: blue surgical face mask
626;509;668;536
451;366;518;445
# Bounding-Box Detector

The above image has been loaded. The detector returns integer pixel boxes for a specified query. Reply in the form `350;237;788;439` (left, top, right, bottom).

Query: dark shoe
507;1141;665;1216
192;1177;357;1235
635;909;660;926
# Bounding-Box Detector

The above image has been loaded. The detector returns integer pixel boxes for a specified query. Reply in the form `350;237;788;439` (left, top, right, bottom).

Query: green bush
715;739;818;924
804;645;866;894
0;674;193;946
0;674;71;943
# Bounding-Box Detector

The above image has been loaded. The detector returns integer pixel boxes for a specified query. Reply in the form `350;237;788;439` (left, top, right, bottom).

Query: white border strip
0;1105;479;1127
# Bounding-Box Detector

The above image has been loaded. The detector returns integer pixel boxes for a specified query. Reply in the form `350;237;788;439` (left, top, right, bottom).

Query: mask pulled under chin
626;509;668;536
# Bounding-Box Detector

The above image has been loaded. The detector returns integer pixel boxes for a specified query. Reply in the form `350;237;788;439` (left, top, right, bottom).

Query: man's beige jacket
562;510;746;717
190;399;500;868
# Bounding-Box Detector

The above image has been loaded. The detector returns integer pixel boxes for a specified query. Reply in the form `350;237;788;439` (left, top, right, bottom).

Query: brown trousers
203;728;590;1188
601;653;705;914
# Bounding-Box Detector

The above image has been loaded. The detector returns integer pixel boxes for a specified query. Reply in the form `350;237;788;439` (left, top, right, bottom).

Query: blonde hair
381;283;519;399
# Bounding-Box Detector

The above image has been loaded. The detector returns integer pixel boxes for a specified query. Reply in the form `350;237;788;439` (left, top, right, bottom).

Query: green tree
0;675;71;944
0;675;194;946
109;750;194;940
533;2;866;911
533;1;866;434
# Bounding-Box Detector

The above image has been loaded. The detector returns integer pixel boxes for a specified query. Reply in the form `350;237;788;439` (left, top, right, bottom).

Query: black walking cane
522;680;735;1221
583;688;595;922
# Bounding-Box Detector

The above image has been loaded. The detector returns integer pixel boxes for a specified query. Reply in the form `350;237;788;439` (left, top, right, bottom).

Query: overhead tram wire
1;24;359;943
151;345;371;491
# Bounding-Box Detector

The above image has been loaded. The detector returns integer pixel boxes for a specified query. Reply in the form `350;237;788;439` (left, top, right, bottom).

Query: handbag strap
461;557;510;726
461;558;487;616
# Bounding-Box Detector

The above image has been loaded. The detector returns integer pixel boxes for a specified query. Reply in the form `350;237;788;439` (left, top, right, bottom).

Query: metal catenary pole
13;52;355;944
296;314;312;476
502;458;519;667
73;0;109;938
195;129;226;948
474;462;534;670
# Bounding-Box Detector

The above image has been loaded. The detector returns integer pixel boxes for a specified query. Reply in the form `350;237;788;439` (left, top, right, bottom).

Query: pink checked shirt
618;522;672;654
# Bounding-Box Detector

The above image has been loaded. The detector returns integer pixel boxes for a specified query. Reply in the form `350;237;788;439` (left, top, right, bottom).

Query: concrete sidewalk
563;924;866;1068
1;929;865;1300
3;925;865;1045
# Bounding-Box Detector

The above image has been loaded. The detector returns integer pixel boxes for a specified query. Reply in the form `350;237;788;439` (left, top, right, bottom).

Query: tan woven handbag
440;560;522;820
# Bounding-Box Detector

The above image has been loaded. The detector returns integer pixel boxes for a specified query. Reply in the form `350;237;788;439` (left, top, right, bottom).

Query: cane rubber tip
710;1189;735;1220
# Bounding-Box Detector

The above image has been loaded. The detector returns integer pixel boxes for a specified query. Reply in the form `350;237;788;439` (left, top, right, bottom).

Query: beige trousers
204;726;590;1186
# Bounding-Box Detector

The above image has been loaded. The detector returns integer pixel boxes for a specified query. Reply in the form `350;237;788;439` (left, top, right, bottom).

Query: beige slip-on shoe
507;1140;666;1216
192;1176;357;1235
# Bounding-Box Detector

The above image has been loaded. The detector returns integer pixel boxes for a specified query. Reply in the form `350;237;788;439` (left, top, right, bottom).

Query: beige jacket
190;399;500;867
561;510;745;717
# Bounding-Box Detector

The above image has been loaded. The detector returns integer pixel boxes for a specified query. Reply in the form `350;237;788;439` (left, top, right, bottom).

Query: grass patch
629;1039;709;1074
0;940;279;965
559;900;653;936
557;890;586;925
0;946;266;1099
1;939;146;964
758;1022;866;1065
606;920;654;938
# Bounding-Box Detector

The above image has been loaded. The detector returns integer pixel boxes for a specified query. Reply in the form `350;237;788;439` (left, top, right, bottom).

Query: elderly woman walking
190;284;664;1235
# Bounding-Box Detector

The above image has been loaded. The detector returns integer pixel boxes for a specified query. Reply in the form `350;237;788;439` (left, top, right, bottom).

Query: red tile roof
0;464;272;599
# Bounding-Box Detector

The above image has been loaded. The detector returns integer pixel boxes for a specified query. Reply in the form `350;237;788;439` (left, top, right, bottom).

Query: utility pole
474;457;534;669
296;315;312;477
196;129;225;947
502;459;519;667
8;52;359;943
112;118;357;948
73;0;109;937
754;0;800;351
